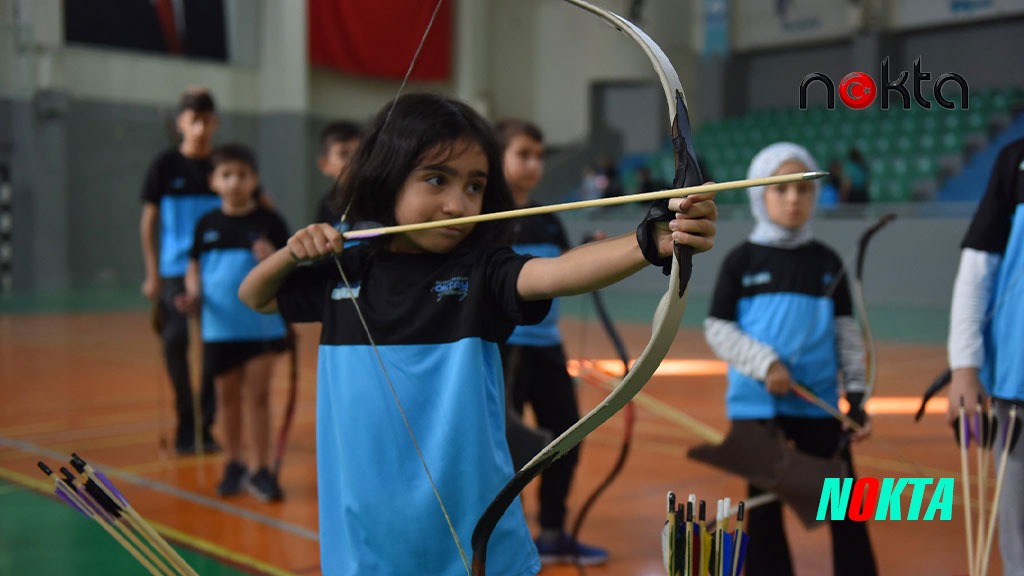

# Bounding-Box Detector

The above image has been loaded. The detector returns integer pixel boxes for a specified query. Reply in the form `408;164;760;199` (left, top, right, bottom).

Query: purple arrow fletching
92;468;127;506
55;487;89;518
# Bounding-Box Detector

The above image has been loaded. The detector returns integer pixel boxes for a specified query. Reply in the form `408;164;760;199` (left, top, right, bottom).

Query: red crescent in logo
839;72;877;109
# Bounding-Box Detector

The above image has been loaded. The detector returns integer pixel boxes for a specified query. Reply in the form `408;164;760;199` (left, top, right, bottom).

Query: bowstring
330;1;471;572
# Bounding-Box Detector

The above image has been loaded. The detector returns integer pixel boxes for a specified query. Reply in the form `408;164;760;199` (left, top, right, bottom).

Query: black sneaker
534;533;609;566
174;440;196;456
174;428;195;455
248;468;284;502
217;461;248;497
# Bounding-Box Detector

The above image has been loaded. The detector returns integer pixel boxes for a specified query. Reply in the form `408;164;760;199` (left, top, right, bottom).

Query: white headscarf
746;141;820;248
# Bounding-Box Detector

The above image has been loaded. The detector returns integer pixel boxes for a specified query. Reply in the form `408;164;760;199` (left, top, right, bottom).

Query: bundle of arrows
954;400;1020;576
662;492;749;576
36;452;199;576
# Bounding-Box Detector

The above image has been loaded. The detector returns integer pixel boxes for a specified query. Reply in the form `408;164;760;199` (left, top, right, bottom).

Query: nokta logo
817;477;954;521
800;57;968;110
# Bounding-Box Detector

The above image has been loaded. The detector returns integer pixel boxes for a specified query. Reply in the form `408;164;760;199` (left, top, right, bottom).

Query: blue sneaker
534;533;609;566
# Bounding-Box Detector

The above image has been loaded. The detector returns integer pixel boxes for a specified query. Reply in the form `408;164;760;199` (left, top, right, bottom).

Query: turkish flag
308;0;452;81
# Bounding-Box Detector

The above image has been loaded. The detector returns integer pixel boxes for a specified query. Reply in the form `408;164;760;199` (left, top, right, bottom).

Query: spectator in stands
597;156;623;199
580;165;602;201
634;164;667;193
842;149;870;203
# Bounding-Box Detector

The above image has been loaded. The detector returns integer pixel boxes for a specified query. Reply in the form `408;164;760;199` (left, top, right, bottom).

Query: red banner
308;0;452;81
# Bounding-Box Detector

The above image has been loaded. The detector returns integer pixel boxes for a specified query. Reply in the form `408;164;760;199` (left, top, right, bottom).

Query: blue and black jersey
190;208;289;344
275;243;549;576
505;208;570;347
142;150;221;278
710;241;852;419
963;138;1024;402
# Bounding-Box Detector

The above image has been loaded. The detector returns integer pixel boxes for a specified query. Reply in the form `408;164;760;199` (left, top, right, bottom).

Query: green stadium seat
965;110;987;133
918;133;938;154
938;131;965;155
942;113;964;131
913;155;937;180
874;137;892;155
919;114;941;133
895;135;914;154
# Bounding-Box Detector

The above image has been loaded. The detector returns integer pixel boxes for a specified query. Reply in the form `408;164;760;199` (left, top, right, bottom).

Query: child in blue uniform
703;142;876;576
180;144;289;501
140;87;222;454
495;119;607;565
948;137;1024;573
238;93;717;576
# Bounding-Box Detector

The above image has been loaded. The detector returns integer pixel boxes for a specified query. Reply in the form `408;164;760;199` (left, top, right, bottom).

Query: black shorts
204;338;288;376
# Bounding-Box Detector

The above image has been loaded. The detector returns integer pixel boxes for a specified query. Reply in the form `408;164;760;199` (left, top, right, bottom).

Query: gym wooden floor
0;311;997;575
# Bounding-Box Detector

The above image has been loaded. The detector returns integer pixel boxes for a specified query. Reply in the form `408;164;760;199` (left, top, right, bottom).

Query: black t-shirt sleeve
962;143;1021;253
483;246;552;326
276;260;335;323
189;215;208;261
709;247;745;320
141;155;164;204
266;210;290;249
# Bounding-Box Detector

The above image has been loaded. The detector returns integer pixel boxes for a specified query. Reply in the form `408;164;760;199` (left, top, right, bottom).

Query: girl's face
762;160;815;229
391;140;488;254
502;134;544;203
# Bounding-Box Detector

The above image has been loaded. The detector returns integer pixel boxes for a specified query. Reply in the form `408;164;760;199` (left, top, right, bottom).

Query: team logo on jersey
823;272;835;286
433;276;469;302
203;230;220;244
741;271;771;287
331;282;360;300
171;177;187;189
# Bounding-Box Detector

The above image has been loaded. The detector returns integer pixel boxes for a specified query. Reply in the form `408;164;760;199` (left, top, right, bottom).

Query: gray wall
734;17;1024;114
557;208;970;307
2;94;326;294
897;19;1024;91
742;41;852;111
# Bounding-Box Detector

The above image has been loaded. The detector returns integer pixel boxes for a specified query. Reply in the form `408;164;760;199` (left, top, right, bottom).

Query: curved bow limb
567;274;635;566
471;1;703;572
852;213;897;407
472;248;692;574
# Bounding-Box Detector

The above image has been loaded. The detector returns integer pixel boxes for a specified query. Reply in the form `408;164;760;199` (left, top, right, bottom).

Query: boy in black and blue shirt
948;137;1024;573
179;144;289;501
140;87;221;454
496;119;608;566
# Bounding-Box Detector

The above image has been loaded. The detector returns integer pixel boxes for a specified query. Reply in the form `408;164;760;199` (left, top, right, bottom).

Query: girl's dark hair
335;93;514;248
494;118;544;150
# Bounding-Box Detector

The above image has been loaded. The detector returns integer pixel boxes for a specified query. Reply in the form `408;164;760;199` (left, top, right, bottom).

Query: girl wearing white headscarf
703;142;877;576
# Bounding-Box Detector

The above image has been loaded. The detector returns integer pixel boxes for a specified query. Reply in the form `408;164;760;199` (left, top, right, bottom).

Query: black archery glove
636;199;674;275
846;392;867;428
